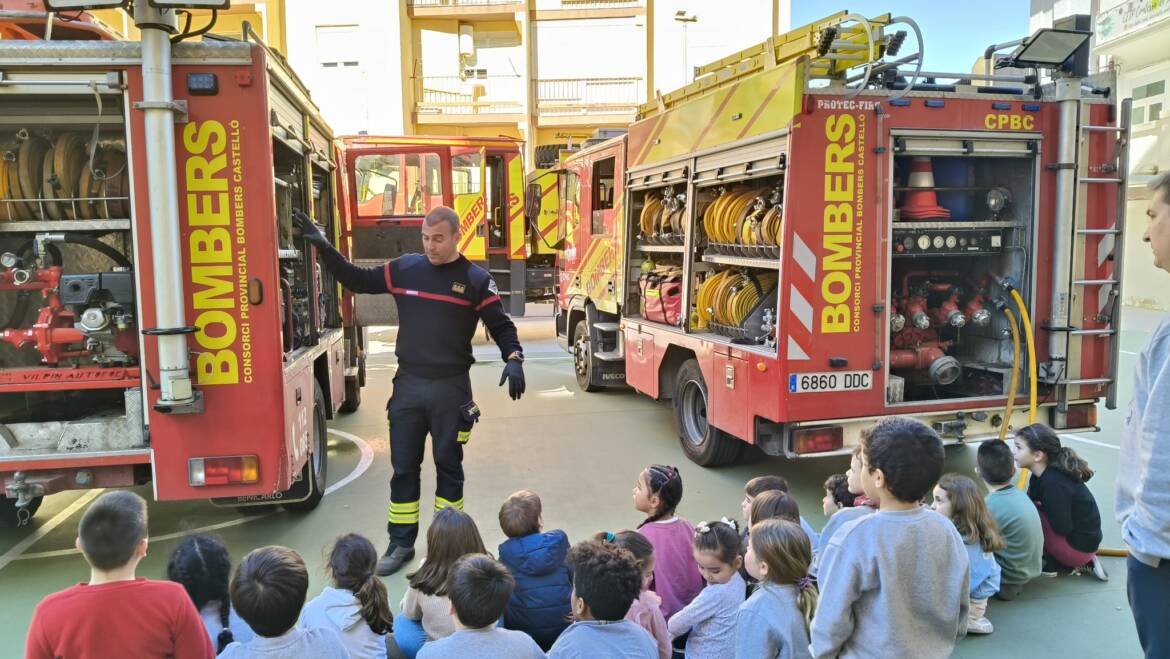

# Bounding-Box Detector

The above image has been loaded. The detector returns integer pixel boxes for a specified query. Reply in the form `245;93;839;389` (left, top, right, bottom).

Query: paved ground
0;305;1156;657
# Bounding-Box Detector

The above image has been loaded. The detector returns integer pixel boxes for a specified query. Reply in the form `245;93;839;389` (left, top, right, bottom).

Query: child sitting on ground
977;439;1043;600
221;545;350;658
810;417;969;659
740;475;819;547
821;473;857;518
497;490;571;650
812;445;877;576
598;530;671;659
300;533;393;659
416;554;544;659
667;519;747;659
737;519;816;659
26;491;214;659
933;474;1003;635
549;540;657;659
633;464;704;620
1013;423;1107;580
167;533;255;653
397;507;489;658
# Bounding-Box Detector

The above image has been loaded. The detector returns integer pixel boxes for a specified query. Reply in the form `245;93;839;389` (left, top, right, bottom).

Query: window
559;170;581;243
354;152;442;218
591;156;615;234
451;151;483;195
1131;80;1166;126
316;25;360;68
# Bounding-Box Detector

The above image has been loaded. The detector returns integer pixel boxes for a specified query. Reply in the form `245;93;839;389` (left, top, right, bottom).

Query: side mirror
525;183;542;221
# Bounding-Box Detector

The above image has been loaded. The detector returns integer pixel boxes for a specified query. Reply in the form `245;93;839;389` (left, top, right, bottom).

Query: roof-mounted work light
1001;28;1090;69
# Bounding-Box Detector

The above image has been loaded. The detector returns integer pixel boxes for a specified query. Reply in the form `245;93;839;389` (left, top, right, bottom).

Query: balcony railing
417;75;524;116
536;0;643;8
535;77;643;116
408;0;521;6
1096;0;1170;45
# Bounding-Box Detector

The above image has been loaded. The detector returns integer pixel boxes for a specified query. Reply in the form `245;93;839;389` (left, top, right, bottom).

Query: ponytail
639;465;683;526
1054;446;1094;483
328;533;393;635
354;572;393;635
216;600;234;653
796;577;819;635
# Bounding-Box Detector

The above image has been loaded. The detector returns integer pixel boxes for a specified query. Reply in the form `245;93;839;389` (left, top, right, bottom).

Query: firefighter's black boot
376;544;416;577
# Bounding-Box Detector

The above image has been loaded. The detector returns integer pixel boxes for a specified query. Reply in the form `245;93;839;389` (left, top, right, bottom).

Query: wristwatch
507;351;525;363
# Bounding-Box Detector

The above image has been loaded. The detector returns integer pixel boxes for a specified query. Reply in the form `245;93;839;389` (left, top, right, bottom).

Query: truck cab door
451;146;487;262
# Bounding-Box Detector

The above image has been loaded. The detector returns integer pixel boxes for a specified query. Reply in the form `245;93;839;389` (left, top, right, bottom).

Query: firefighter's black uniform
315;242;522;549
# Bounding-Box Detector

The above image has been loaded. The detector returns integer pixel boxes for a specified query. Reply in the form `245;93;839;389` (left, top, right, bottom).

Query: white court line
4;430;374;566
0;489;104;572
1121;350;1138;356
1062;433;1120;451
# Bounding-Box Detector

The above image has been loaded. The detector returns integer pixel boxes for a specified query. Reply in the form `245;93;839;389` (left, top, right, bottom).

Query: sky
790;1;1035;76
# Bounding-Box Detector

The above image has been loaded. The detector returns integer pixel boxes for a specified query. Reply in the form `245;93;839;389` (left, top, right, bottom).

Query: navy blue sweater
1027;467;1103;554
317;244;521;379
499;530;572;651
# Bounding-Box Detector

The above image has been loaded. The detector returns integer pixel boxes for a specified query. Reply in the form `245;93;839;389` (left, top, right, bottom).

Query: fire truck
0;1;365;525
551;11;1129;466
336;135;556;321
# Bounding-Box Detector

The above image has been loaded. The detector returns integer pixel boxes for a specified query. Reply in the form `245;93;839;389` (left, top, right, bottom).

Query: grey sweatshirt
417;626;546;659
734;582;812;659
1118;313;1170;566
809;507;969;659
218;626;350;659
810;505;874;577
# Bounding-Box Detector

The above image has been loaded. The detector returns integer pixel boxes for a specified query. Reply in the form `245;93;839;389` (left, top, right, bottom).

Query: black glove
292;210;330;247
499;359;525;401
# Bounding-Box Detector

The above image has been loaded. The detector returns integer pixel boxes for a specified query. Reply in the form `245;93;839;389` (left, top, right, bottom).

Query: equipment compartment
886;147;1037;404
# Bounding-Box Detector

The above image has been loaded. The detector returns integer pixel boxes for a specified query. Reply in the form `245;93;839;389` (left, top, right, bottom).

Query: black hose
61;235;132;269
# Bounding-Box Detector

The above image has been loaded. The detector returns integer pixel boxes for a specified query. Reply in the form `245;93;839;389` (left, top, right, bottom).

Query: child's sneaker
1089;556;1109;582
967;617;994;635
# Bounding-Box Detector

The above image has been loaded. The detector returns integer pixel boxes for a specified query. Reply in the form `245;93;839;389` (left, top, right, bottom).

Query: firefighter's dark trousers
386;370;473;549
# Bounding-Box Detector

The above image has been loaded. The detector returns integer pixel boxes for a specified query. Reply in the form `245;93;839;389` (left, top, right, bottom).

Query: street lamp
674;10;698;83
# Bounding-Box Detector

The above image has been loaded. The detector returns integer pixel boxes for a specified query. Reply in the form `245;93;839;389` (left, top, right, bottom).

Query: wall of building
284;0;406;136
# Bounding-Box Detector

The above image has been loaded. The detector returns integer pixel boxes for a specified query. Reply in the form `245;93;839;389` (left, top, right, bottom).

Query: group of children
24;417;1108;659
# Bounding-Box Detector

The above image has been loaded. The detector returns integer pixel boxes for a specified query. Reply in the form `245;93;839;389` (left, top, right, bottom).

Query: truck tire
673;359;743;467
284;382;328;512
0;495;42;528
573;319;601;392
534;144;567;169
338;374;362;414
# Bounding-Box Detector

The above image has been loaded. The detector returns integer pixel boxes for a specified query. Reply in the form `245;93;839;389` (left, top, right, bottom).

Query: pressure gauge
917;235;931;250
933;235;945;249
903;236;914;250
946;235;958;249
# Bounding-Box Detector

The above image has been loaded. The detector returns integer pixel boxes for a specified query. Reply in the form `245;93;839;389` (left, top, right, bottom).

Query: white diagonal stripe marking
792;233;816;281
790;285;813;332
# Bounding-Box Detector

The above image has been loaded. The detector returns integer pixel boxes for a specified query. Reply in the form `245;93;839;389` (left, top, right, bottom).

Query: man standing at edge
294;207;525;576
1117;172;1170;659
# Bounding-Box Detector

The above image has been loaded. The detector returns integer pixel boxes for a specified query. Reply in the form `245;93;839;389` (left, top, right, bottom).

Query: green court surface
1;310;1157;658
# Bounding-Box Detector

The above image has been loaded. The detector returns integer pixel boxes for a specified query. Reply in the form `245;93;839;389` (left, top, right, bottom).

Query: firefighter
293;208;525;576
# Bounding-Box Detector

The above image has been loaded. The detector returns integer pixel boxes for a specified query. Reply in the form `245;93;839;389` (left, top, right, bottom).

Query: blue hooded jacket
498;529;572;650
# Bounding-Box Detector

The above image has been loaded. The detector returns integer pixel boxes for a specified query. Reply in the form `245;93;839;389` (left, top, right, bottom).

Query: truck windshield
354;152;443;218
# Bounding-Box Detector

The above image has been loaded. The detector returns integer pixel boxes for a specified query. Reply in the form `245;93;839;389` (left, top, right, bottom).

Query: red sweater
25;578;214;659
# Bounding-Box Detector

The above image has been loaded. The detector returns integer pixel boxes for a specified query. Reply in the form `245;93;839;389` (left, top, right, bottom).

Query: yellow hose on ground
1010;288;1039;424
1000;307;1022;441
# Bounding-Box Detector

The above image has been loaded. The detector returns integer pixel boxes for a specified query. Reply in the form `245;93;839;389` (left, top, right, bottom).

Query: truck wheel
284;382;328;512
673;359;743;467
573;319;600;392
0;495;42;528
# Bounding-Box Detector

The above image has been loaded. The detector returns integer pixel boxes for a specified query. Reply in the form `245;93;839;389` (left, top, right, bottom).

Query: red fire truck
552;12;1129;465
0;1;365;525
336;135;557;321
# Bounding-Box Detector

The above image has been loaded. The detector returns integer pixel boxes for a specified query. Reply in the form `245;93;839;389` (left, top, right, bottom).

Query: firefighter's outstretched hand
292;210;330;247
499;360;525;401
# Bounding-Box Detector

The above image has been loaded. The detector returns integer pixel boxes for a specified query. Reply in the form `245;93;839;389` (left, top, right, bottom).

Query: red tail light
793;426;844;454
189;456;260;487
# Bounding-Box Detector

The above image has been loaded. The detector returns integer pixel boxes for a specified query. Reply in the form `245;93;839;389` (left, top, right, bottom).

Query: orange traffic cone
899;156;950;220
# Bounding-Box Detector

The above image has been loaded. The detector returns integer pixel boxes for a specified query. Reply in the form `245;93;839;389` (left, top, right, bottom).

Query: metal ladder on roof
1060;97;1131;411
639;10;899;118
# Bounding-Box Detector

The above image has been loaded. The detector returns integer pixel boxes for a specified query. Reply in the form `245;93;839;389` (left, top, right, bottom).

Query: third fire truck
551;11;1129;466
